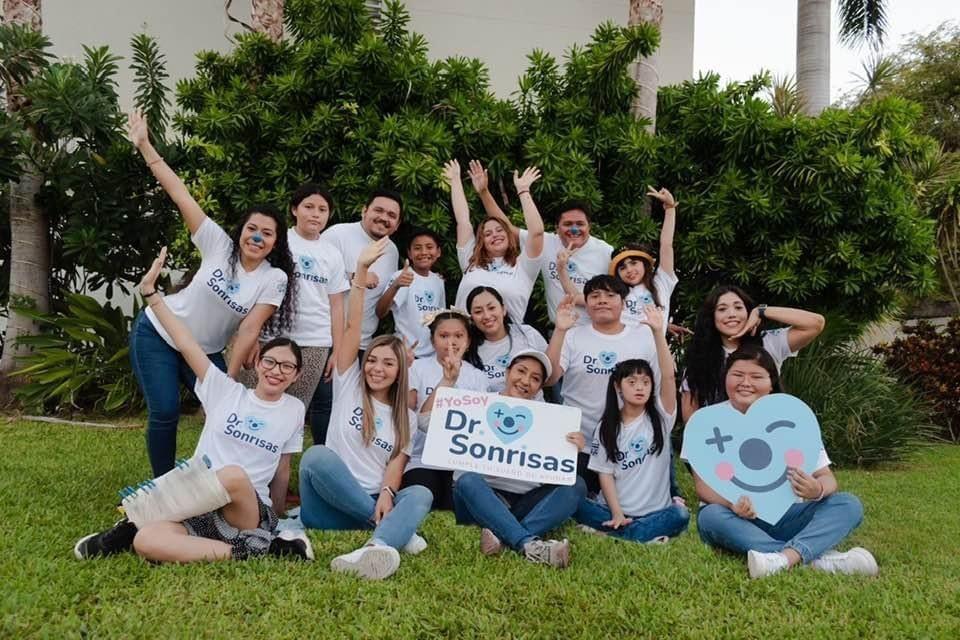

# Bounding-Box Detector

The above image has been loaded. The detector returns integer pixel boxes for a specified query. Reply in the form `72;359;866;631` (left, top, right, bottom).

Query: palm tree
797;0;888;115
628;0;662;132
0;0;47;390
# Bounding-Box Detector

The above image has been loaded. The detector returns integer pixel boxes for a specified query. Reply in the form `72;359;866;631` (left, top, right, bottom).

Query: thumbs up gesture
396;259;415;288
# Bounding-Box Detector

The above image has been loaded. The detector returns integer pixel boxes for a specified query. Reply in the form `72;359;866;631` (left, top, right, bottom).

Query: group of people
73;111;878;581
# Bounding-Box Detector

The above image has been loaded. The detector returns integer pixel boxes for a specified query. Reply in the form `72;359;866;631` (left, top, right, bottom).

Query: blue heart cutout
682;394;824;524
486;402;534;445
598;351;618;367
245;415;266;432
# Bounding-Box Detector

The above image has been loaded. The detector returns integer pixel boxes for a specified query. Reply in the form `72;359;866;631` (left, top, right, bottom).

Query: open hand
555;294;579;331
468;160;489;193
788;468;822;500
603;513;633;529
139;246;167;296
357;237;390;270
639;304;665;335
442;159;461;186
513;166;541;193
127;110;150;150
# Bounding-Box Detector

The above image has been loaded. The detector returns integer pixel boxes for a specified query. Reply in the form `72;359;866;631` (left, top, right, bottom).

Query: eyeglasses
260;356;298;374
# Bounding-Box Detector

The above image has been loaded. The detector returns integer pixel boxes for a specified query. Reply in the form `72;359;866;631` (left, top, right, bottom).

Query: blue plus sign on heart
486;402;534;445
682;394;824;524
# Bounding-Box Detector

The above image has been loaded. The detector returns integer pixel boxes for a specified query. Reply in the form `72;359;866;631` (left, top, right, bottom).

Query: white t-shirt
322;222;400;349
193;367;304;503
589;400;676;517
454;237;541;324
326;361;415;494
621;270;679;334
285;228;350;347
406;356;488;471
520;230;613;325
680;328;797;395
146;218;288;354
476;324;548;399
386;270;445;358
560;323;661;443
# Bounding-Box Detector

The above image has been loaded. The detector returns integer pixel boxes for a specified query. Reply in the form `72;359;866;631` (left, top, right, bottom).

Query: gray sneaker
522;538;570;568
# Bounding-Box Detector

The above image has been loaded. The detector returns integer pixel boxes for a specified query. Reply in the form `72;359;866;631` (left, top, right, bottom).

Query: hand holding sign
682;394;824;524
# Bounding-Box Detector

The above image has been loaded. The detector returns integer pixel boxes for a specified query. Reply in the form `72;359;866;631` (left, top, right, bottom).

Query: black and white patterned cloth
182;497;278;559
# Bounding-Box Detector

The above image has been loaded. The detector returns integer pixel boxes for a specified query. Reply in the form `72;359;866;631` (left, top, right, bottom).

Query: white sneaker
402;533;428;555
522;538;571;568
330;545;401;580
811;547;879;576
747;550;790;579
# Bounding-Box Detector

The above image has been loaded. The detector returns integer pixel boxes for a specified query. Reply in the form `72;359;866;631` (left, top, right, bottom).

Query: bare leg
133;521;233;563
216;465;261;530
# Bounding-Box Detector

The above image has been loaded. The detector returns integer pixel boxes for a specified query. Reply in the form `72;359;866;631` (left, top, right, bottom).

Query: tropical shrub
12;294;142;414
875;318;960;441
780;318;937;466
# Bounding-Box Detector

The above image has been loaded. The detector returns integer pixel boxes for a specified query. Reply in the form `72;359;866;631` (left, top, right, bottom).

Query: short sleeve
333;359;362;398
587;438;617;475
457;237;476;271
522;325;548;351
256;269;288;308
654;269;679;301
191;217;233;258
815;449;831;471
762;328;797;366
655;396;678;433
325;245;350;294
194;366;241;407
402;411;417;455
518;250;541;281
280;403;305;454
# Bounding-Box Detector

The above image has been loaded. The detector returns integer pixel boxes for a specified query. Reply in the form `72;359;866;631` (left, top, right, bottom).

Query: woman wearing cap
450;349;587;569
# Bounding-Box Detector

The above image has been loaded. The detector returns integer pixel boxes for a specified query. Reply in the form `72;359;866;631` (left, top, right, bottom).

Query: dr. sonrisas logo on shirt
422;389;580;486
348;407;393;453
295;254;329;284
207;268;251;315
619;435;652;469
223;413;279;453
414;291;440;312
583;350;618;374
495;353;511;368
548;260;587;285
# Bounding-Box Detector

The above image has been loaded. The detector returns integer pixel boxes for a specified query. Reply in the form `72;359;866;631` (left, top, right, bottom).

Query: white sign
422;388;581;486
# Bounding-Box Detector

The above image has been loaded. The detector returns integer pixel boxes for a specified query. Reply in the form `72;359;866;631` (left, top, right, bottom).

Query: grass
2;417;960;639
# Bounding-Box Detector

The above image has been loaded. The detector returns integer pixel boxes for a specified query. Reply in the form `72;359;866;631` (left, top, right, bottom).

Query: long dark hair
598;359;664;463
723;344;784;396
427;311;483;369
685;284;761;409
464;286;515;365
226;204;298;335
611;243;661;307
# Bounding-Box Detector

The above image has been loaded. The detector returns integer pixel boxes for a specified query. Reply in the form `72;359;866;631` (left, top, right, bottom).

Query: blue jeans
575;499;689;542
452;473;586;552
298;445;433;550
696;492;864;564
129;311;227;476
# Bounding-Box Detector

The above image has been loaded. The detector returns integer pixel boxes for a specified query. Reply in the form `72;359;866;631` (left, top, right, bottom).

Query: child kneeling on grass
683;344;878;579
574;306;689;543
75;248;312;563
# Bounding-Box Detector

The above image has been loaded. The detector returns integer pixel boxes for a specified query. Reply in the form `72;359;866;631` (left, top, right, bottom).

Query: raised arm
640;306;676;414
140;248;211;381
128;111;207;235
556;248;586;307
647;186;678;276
443;160;475;249
514;167;544;259
337;237;391;374
324;292;345;381
468;160;521;241
545;295;577;386
733;305;826;352
228;303;278;379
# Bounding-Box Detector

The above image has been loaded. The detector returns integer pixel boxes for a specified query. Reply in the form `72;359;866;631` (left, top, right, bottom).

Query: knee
217;465;251;495
300;445;335;473
454;472;485;495
826;492;864;526
696;503;729;538
572;476;587;501
406;485;434;511
673;503;691;526
132;526;163;560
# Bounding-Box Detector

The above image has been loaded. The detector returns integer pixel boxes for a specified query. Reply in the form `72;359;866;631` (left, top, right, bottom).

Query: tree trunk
1;0;46;396
250;0;284;42
796;0;831;115
628;0;663;133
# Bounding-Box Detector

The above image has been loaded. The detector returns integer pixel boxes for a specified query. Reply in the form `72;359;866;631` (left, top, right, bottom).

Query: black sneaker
268;530;314;561
74;519;138;559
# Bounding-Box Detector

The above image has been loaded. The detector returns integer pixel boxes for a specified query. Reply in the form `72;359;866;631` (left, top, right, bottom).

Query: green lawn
2;418;959;639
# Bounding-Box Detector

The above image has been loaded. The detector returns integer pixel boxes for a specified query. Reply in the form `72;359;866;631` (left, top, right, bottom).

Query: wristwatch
757;304;768;320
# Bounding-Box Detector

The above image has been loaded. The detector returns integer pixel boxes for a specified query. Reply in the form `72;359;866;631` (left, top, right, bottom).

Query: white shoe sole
276;530;315;561
73;533;97;560
331;546;400;580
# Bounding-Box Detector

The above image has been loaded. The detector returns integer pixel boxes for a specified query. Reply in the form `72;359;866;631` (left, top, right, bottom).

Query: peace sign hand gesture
646;185;678;209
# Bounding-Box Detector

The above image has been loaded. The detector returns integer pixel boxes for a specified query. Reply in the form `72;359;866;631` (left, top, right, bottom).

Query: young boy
376;228;446;358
